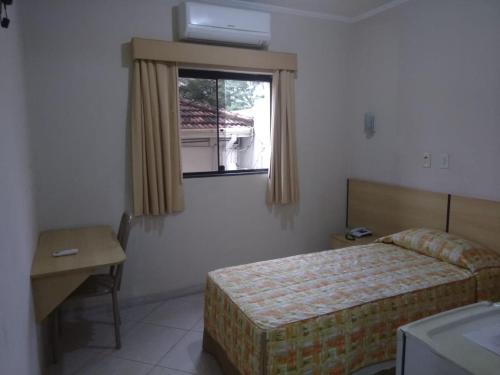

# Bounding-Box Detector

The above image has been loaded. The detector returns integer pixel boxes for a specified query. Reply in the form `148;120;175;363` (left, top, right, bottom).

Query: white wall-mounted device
440;153;449;169
364;112;375;138
423;152;431;168
177;2;271;48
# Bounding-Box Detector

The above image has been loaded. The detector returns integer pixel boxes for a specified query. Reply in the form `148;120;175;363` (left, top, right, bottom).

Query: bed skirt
203;329;243;375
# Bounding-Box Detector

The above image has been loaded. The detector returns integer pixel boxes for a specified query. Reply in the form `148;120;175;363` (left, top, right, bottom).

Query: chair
62;212;133;349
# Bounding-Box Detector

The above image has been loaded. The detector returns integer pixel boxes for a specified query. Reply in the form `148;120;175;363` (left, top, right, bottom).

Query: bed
202;180;500;375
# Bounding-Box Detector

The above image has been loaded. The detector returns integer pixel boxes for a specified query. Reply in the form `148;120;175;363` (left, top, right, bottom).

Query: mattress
204;243;482;375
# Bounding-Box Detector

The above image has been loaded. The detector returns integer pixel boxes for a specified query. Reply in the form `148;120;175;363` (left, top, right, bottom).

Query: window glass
178;70;271;176
178;77;218;173
218;79;271;172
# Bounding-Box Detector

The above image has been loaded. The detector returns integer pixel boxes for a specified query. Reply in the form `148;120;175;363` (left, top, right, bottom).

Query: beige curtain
131;60;184;216
267;70;299;205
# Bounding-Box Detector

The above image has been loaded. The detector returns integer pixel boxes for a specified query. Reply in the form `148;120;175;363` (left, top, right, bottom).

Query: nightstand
329;233;381;249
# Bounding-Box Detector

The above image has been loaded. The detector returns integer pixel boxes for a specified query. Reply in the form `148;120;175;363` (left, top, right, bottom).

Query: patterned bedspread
204;243;497;374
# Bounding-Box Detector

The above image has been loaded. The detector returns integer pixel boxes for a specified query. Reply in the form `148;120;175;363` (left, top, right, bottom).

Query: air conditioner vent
178;2;271;48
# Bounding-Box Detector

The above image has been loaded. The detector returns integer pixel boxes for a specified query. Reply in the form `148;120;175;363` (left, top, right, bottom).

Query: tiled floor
47;293;221;375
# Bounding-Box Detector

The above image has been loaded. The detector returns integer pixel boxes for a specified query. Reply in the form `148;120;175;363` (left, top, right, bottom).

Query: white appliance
396;302;500;375
177;2;271;48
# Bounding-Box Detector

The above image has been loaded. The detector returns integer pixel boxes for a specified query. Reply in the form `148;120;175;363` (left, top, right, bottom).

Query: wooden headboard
347;178;500;252
449;195;500;253
347;179;449;235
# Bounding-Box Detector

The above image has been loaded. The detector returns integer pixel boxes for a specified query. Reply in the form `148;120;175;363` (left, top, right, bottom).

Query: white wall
20;0;500;305
23;0;349;300
7;0;500;371
0;4;42;374
347;0;500;200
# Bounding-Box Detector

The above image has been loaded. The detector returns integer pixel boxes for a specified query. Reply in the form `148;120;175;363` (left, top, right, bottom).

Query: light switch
440;153;449;169
423;153;431;168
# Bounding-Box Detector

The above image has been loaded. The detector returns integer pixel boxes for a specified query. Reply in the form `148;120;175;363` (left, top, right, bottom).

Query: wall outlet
440;153;449;169
423;153;431;168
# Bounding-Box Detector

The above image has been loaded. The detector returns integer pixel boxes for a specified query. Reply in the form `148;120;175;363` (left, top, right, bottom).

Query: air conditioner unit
177;2;271;48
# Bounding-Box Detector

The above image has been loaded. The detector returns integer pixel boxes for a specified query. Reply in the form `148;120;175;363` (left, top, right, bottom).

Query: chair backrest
117;212;133;252
114;212;133;291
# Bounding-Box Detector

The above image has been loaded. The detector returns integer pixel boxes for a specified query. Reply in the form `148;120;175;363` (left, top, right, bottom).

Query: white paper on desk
463;324;500;356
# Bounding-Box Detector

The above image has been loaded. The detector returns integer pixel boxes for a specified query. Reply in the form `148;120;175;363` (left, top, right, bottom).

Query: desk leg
58;307;63;336
49;309;59;363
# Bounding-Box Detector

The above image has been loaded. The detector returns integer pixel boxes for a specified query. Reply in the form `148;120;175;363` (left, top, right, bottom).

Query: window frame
179;69;272;179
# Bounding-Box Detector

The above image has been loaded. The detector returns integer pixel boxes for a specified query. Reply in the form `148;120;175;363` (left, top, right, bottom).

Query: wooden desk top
31;225;126;279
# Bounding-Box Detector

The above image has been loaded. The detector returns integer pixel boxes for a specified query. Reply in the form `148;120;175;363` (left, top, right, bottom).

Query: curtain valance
131;38;297;73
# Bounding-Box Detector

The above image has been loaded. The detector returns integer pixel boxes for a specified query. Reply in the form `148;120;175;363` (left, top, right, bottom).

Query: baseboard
62;283;205;314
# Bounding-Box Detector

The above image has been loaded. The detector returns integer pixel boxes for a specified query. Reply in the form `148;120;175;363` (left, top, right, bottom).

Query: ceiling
239;0;396;18
204;0;410;22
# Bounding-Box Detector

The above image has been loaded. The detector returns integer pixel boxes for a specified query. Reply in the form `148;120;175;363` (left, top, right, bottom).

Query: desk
31;225;126;322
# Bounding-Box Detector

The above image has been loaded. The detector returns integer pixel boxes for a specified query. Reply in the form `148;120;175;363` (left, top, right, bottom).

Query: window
178;69;272;177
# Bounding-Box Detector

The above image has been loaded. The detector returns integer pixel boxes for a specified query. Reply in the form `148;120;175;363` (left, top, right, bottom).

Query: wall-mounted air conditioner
177;2;271;48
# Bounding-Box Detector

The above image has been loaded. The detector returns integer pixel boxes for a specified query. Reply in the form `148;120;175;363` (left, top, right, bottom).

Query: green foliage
219;80;259;111
179;78;217;108
179;78;263;111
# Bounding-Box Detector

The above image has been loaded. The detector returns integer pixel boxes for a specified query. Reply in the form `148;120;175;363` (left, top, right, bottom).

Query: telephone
348;227;372;239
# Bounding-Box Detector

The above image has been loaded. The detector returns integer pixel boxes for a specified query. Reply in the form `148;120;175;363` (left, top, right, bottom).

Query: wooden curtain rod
130;38;297;73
